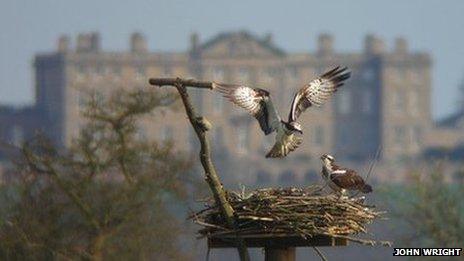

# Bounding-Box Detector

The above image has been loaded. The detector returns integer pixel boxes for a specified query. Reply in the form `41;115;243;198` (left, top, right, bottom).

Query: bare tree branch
149;78;213;89
149;77;250;261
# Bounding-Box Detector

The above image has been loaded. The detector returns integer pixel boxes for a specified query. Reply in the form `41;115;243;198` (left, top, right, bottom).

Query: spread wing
329;169;366;190
213;82;278;135
265;133;302;158
288;66;351;122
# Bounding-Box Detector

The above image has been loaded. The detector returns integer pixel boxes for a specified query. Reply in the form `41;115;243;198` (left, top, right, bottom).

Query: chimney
317;34;334;56
394;37;408;54
57;35;70;53
131;32;148;53
364;34;385;55
76;32;100;53
190;32;199;52
89;32;100;52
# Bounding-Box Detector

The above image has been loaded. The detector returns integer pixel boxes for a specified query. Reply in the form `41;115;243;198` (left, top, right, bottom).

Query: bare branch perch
149;78;250;261
149;78;213;89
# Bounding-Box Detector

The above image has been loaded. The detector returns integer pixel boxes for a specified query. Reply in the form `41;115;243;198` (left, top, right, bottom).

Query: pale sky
1;0;463;119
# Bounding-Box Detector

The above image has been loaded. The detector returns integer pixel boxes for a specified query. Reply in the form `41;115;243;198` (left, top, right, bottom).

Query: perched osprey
213;66;351;158
320;154;373;194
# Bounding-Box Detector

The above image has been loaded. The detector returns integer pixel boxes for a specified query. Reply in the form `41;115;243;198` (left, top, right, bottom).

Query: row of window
388;68;424;85
393;125;422;145
336;87;421;116
209;66;374;84
73;64;173;79
75;121;422;155
209;67;287;84
256;169;320;184
147;124;328;154
334;89;375;115
392;88;420;116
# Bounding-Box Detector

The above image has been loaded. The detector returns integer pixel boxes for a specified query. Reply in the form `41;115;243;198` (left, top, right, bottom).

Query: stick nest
192;186;390;246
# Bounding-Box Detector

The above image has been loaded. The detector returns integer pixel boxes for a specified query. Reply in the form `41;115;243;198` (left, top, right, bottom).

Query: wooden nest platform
192;186;390;248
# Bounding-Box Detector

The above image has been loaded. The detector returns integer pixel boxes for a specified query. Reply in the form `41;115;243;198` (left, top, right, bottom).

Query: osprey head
255;88;270;97
320;154;335;166
288;121;303;134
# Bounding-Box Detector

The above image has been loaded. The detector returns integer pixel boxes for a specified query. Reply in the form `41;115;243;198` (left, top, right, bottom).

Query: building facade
2;31;435;184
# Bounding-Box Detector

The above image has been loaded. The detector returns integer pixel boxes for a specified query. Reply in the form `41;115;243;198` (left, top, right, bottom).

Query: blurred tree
386;167;464;248
0;88;196;260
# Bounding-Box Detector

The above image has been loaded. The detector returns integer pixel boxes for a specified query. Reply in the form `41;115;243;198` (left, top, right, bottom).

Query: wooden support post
265;247;296;261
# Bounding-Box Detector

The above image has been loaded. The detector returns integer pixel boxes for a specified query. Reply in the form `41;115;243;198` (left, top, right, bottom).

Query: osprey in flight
213;66;351;158
320;154;373;194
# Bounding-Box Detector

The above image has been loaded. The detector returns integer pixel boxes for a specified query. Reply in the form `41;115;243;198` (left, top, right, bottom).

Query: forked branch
149;77;250;261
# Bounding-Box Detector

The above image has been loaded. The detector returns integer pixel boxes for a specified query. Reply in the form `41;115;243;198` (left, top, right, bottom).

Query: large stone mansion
2;31;462;184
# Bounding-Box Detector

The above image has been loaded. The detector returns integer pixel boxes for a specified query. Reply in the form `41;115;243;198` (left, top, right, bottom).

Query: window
409;90;419;116
312;126;325;146
163;66;172;76
102;66;111;76
112;66;122;78
228;41;237;55
77;64;86;75
95;64;104;76
11;125;24;146
412;125;422;145
75;64;86;80
262;135;274;151
195;91;204;113
262;68;275;84
390;68;407;84
394;126;406;145
336;130;351;153
213;67;225;81
189;128;198;151
304;170;319;182
237;127;248;154
104;66;121;78
213;126;224;148
135;66;145;80
212;92;224;112
279;170;295;183
362;89;373;114
256;170;271;184
89;66;100;81
238;67;250;83
362;68;375;82
409;70;422;85
394;89;406;113
338;91;351;114
288;66;298;78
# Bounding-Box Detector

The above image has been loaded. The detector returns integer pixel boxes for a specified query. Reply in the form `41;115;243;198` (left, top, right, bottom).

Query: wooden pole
265;247;296;261
149;77;250;261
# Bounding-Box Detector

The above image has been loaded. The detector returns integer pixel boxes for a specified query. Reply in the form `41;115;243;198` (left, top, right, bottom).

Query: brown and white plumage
265;128;303;158
213;83;278;135
289;66;350;122
213;66;351;158
320;154;373;194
